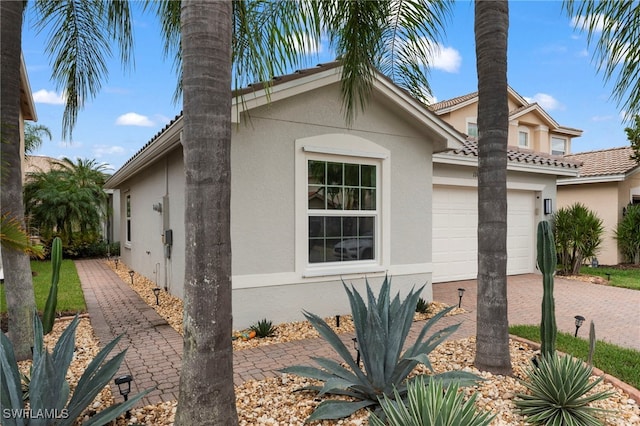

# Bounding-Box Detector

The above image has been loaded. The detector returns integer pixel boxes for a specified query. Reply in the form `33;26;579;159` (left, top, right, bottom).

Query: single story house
105;64;581;328
558;146;640;265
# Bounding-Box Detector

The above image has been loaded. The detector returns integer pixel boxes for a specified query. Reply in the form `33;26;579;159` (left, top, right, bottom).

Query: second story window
467;122;478;138
518;127;530;148
551;136;567;155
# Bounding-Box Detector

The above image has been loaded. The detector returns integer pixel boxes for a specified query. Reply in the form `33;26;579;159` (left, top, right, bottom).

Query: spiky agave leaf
515;353;613;425
281;276;481;421
369;377;494;426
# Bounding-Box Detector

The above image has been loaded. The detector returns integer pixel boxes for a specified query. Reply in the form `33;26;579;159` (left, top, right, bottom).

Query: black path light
128;270;135;286
114;257;119;269
457;288;466;308
152;287;161;305
114;374;133;418
352;337;361;366
574;315;586;337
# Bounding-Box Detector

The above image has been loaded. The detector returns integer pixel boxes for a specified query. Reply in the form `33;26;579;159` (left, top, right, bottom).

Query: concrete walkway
76;258;640;406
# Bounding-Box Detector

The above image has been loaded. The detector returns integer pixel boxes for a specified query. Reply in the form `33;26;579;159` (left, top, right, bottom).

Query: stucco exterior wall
114;81;444;329
557;182;620;265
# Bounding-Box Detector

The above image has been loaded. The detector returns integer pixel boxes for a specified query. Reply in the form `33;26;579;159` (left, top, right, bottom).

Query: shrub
0;314;152;426
250;318;277;338
415;297;430;314
553;203;604;275
515;353;613;426
369;377;494;426
616;204;640;264
280;276;480;422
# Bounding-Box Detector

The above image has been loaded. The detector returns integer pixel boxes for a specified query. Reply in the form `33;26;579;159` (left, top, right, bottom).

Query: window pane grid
308;159;377;264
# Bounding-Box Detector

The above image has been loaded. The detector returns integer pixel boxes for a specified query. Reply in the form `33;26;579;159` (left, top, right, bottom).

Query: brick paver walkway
76;258;640;407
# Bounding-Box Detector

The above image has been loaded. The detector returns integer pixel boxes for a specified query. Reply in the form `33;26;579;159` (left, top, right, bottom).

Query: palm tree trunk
0;0;36;361
175;1;238;424
474;0;512;375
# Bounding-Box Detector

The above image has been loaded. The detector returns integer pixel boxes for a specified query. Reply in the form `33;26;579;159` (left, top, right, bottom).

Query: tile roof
429;92;478;112
564;146;638;176
446;139;581;170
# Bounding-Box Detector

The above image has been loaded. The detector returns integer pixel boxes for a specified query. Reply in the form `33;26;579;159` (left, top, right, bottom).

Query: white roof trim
20;54;37;122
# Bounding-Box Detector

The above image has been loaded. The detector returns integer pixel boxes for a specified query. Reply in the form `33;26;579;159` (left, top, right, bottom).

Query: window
551;136;567;155
467;122;478;138
308;160;377;263
518;128;529;147
126;194;132;243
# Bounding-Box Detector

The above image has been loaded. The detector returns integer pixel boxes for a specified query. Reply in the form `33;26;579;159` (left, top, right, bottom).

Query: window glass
308;160;377;264
551;137;566;155
126;195;132;243
518;130;529;147
467;122;478;137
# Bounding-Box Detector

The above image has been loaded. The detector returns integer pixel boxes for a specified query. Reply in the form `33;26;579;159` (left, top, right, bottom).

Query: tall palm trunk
175;1;238;424
474;0;512;375
0;0;36;361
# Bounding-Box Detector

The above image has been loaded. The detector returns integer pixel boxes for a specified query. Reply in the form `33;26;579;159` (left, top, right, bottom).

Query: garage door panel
433;186;534;283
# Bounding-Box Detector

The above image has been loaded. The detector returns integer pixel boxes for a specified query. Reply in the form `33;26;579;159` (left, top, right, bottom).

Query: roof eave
20;54;37;122
104;116;183;189
434;152;581;177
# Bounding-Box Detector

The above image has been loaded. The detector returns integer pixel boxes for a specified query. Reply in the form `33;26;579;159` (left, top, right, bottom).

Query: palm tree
24;122;52;156
24;157;109;245
1;0;38;361
473;0;512;375
563;1;640;121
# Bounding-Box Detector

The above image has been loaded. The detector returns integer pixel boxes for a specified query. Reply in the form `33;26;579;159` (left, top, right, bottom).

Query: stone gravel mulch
16;260;638;425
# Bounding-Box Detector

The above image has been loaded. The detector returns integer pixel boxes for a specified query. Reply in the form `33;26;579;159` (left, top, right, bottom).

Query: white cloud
115;112;154;127
524;93;563;111
578;48;589;58
292;33;322;56
571;14;608;32
427;43;462;73
591;115;615;122
33;89;65;105
93;145;125;158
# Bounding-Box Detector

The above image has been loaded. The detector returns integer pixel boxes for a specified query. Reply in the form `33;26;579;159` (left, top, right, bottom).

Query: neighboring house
557;146;640;265
104;62;466;328
23;155;63;183
1;55;37;281
428;88;582;282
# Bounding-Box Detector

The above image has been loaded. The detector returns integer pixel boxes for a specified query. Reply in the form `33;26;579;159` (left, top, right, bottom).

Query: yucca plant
553;203;604;275
42;236;62;335
515;353;613;426
415;297;430;314
280;276;480;421
0;313;152;426
369;377;495;426
250;318;277;338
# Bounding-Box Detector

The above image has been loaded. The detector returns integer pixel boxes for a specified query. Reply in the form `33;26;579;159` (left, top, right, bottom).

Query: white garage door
432;186;535;283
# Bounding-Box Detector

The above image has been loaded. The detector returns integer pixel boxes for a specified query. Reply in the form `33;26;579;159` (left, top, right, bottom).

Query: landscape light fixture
335;315;340;328
591;257;599;268
128;270;134;285
152;287;161;305
352;337;361;366
574;315;585;337
114;374;133;418
606;273;611;281
543;198;553;215
457;288;466;309
114;257;119;269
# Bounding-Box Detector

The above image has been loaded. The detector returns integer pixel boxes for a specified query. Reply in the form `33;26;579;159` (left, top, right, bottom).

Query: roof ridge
565;145;631;157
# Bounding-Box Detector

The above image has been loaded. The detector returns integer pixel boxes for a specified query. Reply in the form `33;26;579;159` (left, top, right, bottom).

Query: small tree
616;204;640;264
553;203;604;275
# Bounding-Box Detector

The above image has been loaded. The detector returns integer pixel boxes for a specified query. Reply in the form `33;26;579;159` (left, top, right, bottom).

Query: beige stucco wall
557;182;620;265
115;82;443;328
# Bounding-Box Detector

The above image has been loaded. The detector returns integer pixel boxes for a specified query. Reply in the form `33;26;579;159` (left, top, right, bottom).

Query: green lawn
1;259;86;314
510;324;640;389
579;265;640;290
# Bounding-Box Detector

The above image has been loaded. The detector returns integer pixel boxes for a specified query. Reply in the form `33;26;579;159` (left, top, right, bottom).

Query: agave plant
369;377;495;426
415;297;430;314
0;313;152;426
250;318;277;338
280;276;480;421
515;353;613;426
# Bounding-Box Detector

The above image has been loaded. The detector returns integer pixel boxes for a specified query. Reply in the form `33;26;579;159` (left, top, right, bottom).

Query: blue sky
21;1;629;172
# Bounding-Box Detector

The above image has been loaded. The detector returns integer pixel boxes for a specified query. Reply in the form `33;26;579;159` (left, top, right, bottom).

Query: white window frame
295;134;390;278
518;126;530;148
551;136;567;155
